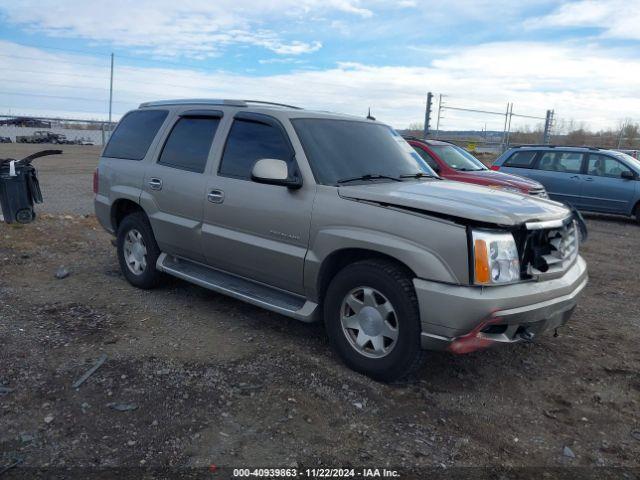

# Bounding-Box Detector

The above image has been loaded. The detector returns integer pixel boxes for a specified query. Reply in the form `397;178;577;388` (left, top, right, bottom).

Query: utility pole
505;103;514;147
434;94;443;139
108;53;114;132
501;102;509;148
423;92;433;139
617;120;627;148
543;109;554;144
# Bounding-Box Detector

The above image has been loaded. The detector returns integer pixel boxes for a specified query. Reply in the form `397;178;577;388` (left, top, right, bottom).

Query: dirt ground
0;145;639;477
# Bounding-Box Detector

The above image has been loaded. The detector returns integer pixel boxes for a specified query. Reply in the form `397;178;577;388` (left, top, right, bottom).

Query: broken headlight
472;230;520;285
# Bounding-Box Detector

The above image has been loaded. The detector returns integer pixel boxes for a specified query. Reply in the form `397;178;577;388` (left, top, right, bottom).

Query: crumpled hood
338;180;569;226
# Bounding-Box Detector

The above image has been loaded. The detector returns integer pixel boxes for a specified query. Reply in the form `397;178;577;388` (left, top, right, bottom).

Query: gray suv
95;99;588;381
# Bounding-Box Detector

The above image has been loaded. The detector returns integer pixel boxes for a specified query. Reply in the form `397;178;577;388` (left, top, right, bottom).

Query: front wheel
116;212;163;289
323;259;425;382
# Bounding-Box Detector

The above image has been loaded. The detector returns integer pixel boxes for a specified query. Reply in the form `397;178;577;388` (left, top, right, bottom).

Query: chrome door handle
569;175;580;180
585;177;594;182
148;178;163;190
207;189;224;204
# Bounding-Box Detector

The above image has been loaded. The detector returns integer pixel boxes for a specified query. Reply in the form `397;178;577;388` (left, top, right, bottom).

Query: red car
405;137;548;198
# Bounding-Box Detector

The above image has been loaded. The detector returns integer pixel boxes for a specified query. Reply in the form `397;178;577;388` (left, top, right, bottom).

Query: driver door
581;154;637;214
201;112;314;295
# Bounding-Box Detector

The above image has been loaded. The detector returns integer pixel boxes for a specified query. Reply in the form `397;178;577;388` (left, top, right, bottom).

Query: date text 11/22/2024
232;468;400;478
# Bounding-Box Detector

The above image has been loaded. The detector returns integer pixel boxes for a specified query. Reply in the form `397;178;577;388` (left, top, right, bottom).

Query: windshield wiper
399;172;436;179
337;174;402;184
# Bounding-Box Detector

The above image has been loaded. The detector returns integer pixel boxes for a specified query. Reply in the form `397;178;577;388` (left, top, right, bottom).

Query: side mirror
251;158;302;189
621;170;636;180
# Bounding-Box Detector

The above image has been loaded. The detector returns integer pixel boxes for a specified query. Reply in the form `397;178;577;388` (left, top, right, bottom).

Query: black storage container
0;163;41;223
0;150;61;224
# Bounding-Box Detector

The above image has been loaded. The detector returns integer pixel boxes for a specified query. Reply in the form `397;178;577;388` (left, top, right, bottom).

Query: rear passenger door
201;112;314;295
140;110;222;263
530;151;586;207
581;154;637;214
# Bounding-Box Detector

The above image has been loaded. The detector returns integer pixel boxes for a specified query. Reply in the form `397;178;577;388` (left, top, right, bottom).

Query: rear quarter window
103;109;168;160
504;150;537;168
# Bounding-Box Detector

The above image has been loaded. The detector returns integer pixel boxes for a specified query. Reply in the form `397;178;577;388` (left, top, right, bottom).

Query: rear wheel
116;212;163;289
634;203;640;225
323;259;425;382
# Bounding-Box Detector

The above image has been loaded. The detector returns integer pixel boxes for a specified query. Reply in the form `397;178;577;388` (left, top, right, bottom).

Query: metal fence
422;93;554;153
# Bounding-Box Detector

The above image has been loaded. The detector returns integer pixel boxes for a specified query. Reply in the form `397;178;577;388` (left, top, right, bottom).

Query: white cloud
268;41;322;55
0;0;369;57
0;40;639;130
258;57;305;64
525;0;640;41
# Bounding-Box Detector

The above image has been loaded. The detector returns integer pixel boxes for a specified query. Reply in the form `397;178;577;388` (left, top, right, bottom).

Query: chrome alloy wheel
123;229;148;275
340;287;399;358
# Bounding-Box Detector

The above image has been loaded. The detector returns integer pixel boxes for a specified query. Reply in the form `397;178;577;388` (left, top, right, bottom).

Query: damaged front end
515;209;586;281
445;210;588;355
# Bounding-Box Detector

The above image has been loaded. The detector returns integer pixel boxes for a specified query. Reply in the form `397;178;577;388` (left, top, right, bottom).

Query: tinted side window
537;152;583;174
219;119;292;179
504;150;537;168
413;146;440;172
104;110;168;160
158;117;220;173
587;154;632;178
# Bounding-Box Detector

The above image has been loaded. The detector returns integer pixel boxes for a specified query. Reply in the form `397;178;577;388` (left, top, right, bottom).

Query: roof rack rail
511;144;602;151
139;99;247;108
243;100;303;110
139;98;304;110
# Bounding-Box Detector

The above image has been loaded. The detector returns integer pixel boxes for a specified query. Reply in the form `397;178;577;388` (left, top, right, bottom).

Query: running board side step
156;253;318;322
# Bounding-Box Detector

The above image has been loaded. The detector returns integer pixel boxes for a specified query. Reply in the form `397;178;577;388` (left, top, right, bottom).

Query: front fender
304;226;465;301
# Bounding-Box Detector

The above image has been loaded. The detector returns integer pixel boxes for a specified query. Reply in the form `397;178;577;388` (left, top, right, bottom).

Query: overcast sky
0;0;639;130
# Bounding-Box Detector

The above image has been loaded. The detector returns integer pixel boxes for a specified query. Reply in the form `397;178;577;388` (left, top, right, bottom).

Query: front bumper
414;256;588;352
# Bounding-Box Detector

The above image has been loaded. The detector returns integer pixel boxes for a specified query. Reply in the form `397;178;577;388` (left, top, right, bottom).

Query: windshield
291;119;436;185
429;145;487;171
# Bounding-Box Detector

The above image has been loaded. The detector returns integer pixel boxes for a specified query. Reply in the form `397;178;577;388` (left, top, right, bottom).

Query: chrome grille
525;219;579;278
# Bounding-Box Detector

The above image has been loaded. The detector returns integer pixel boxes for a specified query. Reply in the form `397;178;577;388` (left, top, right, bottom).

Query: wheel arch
110;198;146;231
632;198;640;219
316;248;417;305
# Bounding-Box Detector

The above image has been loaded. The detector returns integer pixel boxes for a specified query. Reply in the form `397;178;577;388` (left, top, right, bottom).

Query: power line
0;77;165;99
0;105;118;117
4;67;109;81
0;77;111;92
0;41;112;58
4;40;219;70
0;90;131;105
0;53;109;69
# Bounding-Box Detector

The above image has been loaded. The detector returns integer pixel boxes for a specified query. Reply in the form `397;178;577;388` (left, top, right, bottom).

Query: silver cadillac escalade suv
94;99;588;381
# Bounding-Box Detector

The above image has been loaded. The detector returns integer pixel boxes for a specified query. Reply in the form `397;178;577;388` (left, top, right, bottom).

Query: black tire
634;203;640;225
323;259;426;382
116;211;163;289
